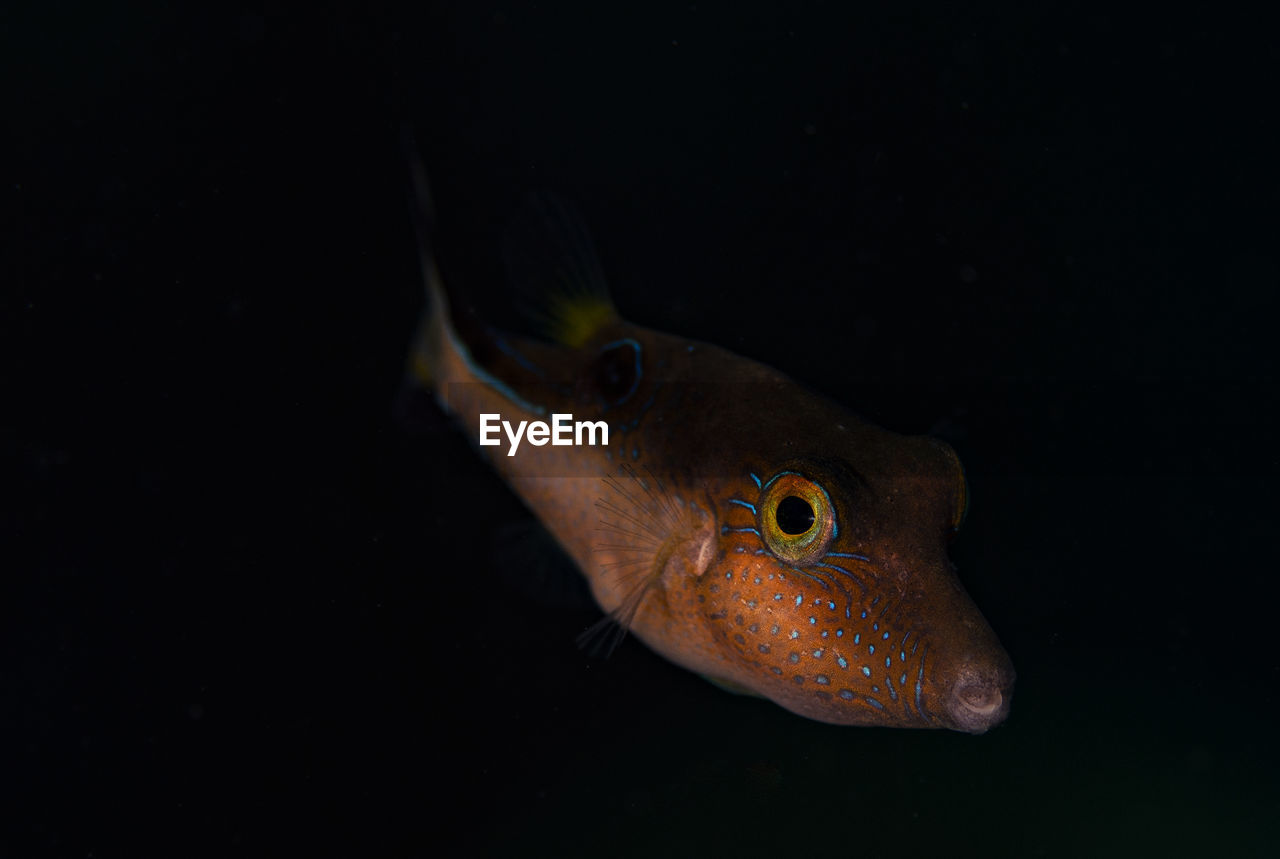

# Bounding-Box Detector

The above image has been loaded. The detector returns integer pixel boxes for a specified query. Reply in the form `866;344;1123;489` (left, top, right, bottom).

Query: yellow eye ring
757;471;837;566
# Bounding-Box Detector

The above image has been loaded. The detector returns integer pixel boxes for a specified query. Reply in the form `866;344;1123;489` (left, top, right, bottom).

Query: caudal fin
401;128;450;390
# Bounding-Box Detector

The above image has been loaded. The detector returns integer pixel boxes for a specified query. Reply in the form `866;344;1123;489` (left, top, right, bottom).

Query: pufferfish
405;163;1014;734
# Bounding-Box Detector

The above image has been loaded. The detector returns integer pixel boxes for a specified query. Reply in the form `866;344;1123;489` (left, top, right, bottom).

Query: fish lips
940;657;1016;734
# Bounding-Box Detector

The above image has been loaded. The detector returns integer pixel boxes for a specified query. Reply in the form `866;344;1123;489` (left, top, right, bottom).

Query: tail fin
401;128;450;390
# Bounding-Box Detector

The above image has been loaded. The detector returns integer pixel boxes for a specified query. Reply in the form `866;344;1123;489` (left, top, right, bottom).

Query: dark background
5;2;1277;856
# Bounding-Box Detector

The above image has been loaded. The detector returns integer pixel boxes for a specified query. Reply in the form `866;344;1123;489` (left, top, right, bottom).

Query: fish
404;162;1015;734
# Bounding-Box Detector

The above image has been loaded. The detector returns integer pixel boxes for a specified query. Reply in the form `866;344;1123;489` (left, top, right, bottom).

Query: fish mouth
944;662;1015;734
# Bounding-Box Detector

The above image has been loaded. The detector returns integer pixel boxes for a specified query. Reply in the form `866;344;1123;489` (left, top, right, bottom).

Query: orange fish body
410;189;1014;733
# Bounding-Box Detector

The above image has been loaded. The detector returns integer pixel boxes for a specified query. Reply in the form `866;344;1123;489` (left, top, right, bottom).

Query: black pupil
776;496;815;535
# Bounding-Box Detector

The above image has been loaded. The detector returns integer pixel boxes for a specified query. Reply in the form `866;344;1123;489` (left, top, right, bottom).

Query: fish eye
758;472;836;565
775;496;815;535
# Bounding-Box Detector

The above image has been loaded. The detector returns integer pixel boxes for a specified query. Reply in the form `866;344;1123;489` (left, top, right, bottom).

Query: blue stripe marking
721;526;762;536
762;471;796;490
811;563;867;591
864;696;884;710
445;325;547;416
489;332;546;378
598;339;643;406
749;472;762;488
788;567;832;592
825;552;871;562
914;646;928;720
728;499;757;514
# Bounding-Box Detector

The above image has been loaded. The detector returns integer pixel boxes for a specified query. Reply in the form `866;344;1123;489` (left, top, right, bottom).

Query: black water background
5;3;1276;856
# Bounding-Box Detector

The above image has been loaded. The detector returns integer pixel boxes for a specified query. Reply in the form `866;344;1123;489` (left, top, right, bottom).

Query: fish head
687;431;1014;733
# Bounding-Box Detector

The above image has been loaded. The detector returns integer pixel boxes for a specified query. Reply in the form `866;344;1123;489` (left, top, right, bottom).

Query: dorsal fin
501;192;619;347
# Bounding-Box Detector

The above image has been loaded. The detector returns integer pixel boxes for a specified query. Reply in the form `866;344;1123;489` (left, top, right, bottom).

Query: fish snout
943;659;1015;734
